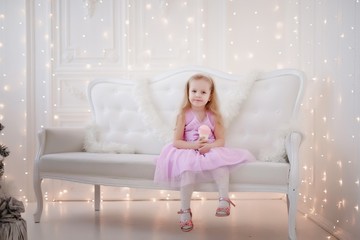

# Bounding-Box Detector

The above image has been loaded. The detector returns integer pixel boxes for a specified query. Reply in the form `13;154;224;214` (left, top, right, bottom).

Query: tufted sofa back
88;67;305;160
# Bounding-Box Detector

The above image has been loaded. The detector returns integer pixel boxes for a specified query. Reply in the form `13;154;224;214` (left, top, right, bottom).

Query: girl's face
188;78;212;109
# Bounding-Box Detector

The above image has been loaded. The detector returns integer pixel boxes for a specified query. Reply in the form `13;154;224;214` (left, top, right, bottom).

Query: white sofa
33;66;305;240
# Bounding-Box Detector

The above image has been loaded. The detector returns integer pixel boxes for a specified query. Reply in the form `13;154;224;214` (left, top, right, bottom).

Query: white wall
297;1;360;239
0;0;28;200
0;0;359;239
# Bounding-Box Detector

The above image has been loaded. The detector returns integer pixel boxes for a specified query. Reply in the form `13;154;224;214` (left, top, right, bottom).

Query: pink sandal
215;197;236;217
177;208;193;232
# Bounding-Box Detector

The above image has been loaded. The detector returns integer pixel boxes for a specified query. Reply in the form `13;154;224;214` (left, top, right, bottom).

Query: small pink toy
198;125;211;141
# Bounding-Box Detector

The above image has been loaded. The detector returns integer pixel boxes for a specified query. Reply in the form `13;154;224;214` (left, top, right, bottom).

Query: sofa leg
287;190;298;240
33;176;43;223
94;184;100;211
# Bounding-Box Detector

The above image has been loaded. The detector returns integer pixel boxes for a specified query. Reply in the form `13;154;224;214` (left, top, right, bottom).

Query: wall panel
54;0;126;71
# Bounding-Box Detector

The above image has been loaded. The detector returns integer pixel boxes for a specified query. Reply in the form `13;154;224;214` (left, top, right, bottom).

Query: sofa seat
39;152;289;186
39;153;157;180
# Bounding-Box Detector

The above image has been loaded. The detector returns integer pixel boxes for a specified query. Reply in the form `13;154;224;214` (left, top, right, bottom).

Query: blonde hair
179;73;223;126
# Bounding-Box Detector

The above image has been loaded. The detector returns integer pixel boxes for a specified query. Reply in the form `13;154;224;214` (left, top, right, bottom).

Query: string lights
0;1;359;238
298;1;360;239
0;0;28;204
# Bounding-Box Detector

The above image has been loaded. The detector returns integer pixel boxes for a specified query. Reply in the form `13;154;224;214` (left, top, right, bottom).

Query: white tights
179;167;230;221
211;167;230;199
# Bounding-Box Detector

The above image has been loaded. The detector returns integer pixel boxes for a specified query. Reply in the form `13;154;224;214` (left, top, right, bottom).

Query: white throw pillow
83;123;136;154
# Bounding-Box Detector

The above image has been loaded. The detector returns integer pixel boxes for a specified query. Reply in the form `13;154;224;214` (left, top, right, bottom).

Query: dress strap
185;109;194;125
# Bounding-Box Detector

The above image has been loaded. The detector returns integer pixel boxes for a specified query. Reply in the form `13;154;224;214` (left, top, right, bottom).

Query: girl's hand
198;144;211;154
197;138;211;154
193;139;207;150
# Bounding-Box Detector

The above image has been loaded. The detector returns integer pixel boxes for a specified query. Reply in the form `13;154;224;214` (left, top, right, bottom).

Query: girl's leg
177;171;195;232
179;171;195;222
211;167;231;208
179;183;194;222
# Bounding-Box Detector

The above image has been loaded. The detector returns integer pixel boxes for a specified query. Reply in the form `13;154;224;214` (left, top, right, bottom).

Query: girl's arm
210;121;225;147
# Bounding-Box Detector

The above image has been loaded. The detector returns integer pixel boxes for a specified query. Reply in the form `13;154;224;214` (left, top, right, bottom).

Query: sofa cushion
39;153;157;180
39;152;289;186
230;161;289;185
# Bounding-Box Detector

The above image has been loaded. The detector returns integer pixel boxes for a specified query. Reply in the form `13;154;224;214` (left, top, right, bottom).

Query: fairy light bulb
322;172;327;181
339;179;343;186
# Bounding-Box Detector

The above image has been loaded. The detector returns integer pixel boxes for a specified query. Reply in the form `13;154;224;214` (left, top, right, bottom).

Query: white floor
22;197;337;240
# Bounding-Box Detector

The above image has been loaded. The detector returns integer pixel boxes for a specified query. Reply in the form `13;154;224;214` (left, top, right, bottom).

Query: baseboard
298;205;356;240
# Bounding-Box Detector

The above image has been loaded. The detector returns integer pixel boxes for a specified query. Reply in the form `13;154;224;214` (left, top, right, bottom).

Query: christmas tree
0;123;10;178
0;123;27;239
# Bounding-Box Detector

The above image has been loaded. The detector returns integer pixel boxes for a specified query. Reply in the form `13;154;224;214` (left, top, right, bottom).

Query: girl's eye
202;91;207;94
191;90;196;93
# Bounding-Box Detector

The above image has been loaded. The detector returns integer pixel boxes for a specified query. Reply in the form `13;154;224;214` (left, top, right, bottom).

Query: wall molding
54;0;126;70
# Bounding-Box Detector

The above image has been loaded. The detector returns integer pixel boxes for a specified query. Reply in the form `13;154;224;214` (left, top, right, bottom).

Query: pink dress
154;110;255;188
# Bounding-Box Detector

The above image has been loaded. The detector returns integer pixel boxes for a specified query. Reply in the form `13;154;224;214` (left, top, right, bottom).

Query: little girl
154;73;255;232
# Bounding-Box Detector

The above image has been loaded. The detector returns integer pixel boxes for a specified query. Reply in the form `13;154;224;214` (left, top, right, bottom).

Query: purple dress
154;110;255;187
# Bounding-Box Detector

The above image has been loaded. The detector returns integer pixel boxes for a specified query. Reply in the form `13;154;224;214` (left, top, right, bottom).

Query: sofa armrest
285;131;302;191
37;127;86;156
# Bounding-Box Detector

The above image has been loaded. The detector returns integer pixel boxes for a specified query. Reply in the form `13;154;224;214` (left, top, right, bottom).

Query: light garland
0;1;359;238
